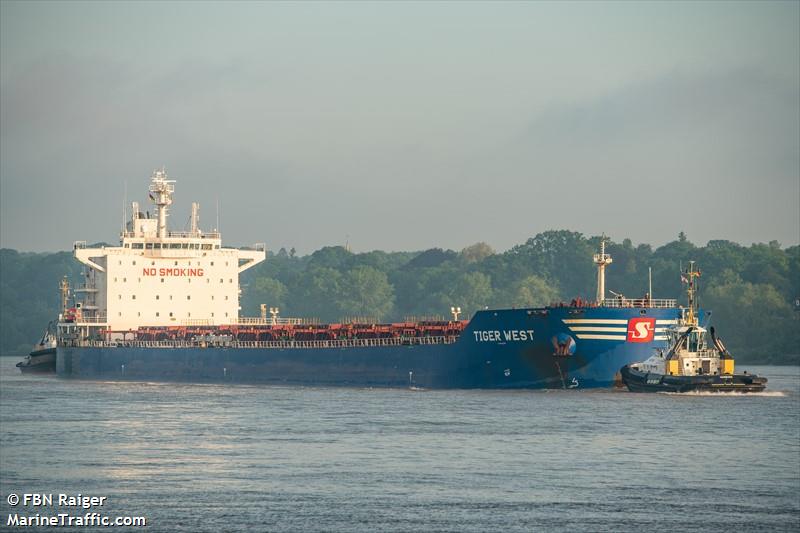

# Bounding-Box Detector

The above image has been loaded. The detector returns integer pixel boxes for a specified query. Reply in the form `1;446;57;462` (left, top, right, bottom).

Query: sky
1;1;798;254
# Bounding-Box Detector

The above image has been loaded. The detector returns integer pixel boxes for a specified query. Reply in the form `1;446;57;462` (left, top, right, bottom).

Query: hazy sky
1;1;798;254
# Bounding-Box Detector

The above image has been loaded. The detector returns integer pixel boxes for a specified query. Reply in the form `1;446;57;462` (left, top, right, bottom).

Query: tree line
1;230;798;363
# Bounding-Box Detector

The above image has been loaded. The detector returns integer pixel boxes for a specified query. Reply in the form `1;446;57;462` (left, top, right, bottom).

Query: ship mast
684;261;701;326
149;168;175;239
59;276;70;314
593;236;613;304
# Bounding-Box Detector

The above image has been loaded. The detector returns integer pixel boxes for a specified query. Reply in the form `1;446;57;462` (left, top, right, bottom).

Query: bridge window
132;295;136;300
146;243;154;250
211;262;214;266
118;295;122;299
156;295;160;300
132;260;136;265
156;312;160;317
187;295;191;300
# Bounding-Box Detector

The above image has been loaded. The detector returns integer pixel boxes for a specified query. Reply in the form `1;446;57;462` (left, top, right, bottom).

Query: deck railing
601;298;676;308
62;335;460;350
237;317;318;326
119;231;222;239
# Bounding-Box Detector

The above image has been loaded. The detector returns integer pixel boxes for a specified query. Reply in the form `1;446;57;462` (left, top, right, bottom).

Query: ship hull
57;307;681;389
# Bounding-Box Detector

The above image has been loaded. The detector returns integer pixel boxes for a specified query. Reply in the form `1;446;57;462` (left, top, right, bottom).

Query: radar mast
593;235;613;303
149;168;175;239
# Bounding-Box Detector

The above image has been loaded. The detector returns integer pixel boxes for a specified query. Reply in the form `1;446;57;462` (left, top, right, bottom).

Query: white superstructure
72;168;265;331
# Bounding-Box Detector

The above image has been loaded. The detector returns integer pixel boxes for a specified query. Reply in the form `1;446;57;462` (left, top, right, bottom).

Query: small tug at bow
16;277;72;374
620;263;767;393
16;322;57;374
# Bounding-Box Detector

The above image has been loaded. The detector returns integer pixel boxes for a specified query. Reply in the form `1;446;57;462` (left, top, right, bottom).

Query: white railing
65;335;460;350
167;231;221;239
73;284;98;292
240;243;266;252
237;317;318;325
119;231;221;239
601;298;676;308
71;316;108;325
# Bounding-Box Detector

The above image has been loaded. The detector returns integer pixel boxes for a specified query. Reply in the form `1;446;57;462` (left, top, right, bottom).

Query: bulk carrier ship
56;169;682;388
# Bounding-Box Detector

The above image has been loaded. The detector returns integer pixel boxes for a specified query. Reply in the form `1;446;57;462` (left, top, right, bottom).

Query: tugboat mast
593;236;613;304
684;261;701;326
59;276;70;316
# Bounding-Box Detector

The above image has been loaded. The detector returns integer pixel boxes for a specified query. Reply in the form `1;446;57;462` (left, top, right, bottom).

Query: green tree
336;266;395;320
703;282;798;363
242;277;288;316
460;242;495;264
434;271;493;318
504;275;560;308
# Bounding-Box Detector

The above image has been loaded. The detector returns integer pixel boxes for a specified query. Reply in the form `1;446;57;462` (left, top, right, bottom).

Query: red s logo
627;317;655;343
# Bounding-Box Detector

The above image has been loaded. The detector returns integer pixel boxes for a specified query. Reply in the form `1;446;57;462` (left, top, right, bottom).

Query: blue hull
57;307;681;389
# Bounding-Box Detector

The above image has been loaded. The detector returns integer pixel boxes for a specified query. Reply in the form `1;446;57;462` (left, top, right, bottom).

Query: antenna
216;197;219;233
648;267;653;303
122;180;127;233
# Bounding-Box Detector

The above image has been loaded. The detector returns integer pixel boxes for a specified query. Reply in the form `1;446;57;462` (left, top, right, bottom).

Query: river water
1;356;798;532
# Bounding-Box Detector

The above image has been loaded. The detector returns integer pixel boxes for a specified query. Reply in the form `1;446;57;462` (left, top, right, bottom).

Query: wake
659;390;787;397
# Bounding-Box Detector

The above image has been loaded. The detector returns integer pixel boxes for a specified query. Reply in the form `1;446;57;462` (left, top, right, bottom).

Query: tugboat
620;263;767;393
16;277;71;375
16;322;57;374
